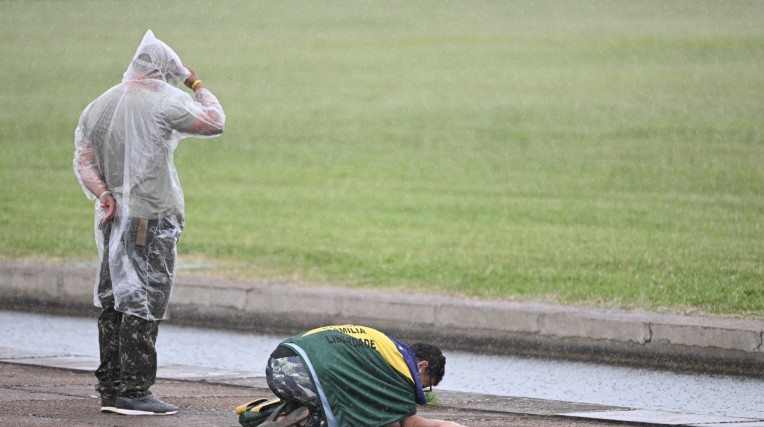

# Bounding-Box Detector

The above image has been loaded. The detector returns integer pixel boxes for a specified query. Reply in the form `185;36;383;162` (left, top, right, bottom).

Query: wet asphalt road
2;310;763;419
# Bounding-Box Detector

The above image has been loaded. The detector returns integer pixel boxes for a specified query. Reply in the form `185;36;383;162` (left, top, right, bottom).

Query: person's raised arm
181;65;225;136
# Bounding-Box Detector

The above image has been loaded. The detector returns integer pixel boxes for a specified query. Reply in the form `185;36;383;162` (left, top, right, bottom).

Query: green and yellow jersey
280;324;427;427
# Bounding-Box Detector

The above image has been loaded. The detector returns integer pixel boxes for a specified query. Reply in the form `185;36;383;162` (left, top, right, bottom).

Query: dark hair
411;342;446;385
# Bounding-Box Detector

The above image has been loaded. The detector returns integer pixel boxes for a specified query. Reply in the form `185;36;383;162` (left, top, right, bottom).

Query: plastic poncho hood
123;30;190;86
73;30;225;321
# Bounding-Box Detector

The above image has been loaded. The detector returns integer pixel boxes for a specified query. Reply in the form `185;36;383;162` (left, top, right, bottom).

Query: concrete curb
1;262;763;376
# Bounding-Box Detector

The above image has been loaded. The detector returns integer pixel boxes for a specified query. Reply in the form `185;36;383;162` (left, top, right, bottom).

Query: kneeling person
265;324;468;427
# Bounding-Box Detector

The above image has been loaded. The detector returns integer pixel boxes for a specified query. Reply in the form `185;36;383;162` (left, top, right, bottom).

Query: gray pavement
2;347;764;426
1;262;764;426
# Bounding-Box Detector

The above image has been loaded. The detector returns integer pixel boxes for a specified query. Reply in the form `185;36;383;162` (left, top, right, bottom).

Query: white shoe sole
114;407;177;416
100;406;117;413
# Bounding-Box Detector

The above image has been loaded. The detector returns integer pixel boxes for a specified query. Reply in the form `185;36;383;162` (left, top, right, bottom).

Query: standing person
262;324;468;427
73;29;225;416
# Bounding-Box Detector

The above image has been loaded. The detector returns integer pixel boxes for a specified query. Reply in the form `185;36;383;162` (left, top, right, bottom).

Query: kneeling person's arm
397;414;468;427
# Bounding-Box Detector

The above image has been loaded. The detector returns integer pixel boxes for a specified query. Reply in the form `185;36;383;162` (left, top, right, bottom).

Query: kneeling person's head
411;342;446;390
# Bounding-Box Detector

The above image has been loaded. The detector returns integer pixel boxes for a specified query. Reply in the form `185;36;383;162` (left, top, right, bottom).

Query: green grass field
1;1;762;317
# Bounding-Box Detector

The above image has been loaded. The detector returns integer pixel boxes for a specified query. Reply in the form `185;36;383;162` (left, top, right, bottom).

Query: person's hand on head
183;65;199;89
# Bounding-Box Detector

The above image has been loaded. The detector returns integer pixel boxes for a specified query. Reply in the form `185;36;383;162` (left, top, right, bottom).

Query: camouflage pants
95;306;159;398
97;215;183;320
266;355;326;427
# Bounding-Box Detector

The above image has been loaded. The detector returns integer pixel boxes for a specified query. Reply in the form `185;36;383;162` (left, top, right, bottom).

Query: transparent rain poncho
73;30;225;321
